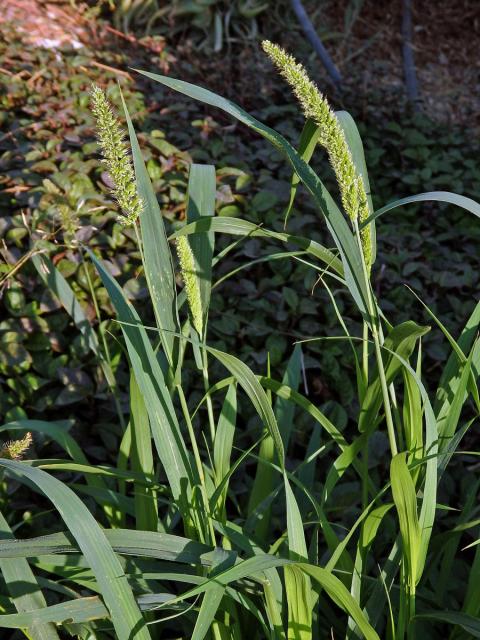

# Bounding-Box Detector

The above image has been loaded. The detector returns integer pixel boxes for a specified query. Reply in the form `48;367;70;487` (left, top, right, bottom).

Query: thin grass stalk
408;588;416;640
176;383;216;546
389;382;405;452
361;321;370;511
82;253;125;429
372;326;398;457
397;564;408;640
362;321;369;389
378;322;404;451
134;220;147;272
353;218;398;457
201;347;216;443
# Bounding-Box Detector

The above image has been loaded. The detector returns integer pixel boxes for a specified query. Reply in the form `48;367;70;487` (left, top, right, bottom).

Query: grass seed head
90;84;143;226
176;235;203;335
0;432;33;460
262;40;372;271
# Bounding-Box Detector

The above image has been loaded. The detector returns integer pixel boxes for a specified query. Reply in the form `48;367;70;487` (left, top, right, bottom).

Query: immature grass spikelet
176;235;203;335
262;41;372;270
0;432;32;460
90;85;143;225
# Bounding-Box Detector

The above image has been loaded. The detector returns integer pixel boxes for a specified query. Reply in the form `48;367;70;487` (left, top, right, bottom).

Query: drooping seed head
262;41;372;271
90;84;143;226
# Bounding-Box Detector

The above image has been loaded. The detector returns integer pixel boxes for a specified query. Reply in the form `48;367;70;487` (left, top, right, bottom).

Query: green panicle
0;432;32;460
262;40;372;271
176;235;203;336
90;85;143;226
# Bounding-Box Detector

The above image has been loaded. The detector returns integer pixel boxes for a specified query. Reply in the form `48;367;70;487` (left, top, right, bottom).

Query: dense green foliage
1;17;480;640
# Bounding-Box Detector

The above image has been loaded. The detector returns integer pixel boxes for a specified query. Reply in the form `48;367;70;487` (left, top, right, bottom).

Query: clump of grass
1;43;479;640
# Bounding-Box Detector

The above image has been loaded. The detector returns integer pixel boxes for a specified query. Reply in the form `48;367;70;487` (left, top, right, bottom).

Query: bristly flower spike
0;432;33;460
90;84;143;226
176;235;203;336
262;40;372;271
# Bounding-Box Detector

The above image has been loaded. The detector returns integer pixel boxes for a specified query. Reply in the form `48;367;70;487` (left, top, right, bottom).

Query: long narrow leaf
88;249;195;520
121;92;178;365
186;163;216;325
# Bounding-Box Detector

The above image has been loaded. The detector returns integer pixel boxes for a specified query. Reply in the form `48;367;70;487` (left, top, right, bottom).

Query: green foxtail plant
0;42;479;640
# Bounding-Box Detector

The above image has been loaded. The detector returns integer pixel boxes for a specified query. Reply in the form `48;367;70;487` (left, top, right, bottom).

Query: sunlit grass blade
0;595;107;629
208;348;285;468
390;452;421;587
437;344;476;450
383;348;438;579
276;345;302;451
285;118;321;225
435;298;480;417
214;519;284;604
210;348;285;543
248;428;277;542
120;91;178;366
213;382;237;519
186;163;216;328
363;191;480;227
0;528;224;566
191;549;236;640
348;502;393;635
141;551;380;640
284;564;312;640
284;476;312;639
406;287;480;420
129;373;158;531
258;377;348;452
172;216;344;277
402;366;423;463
